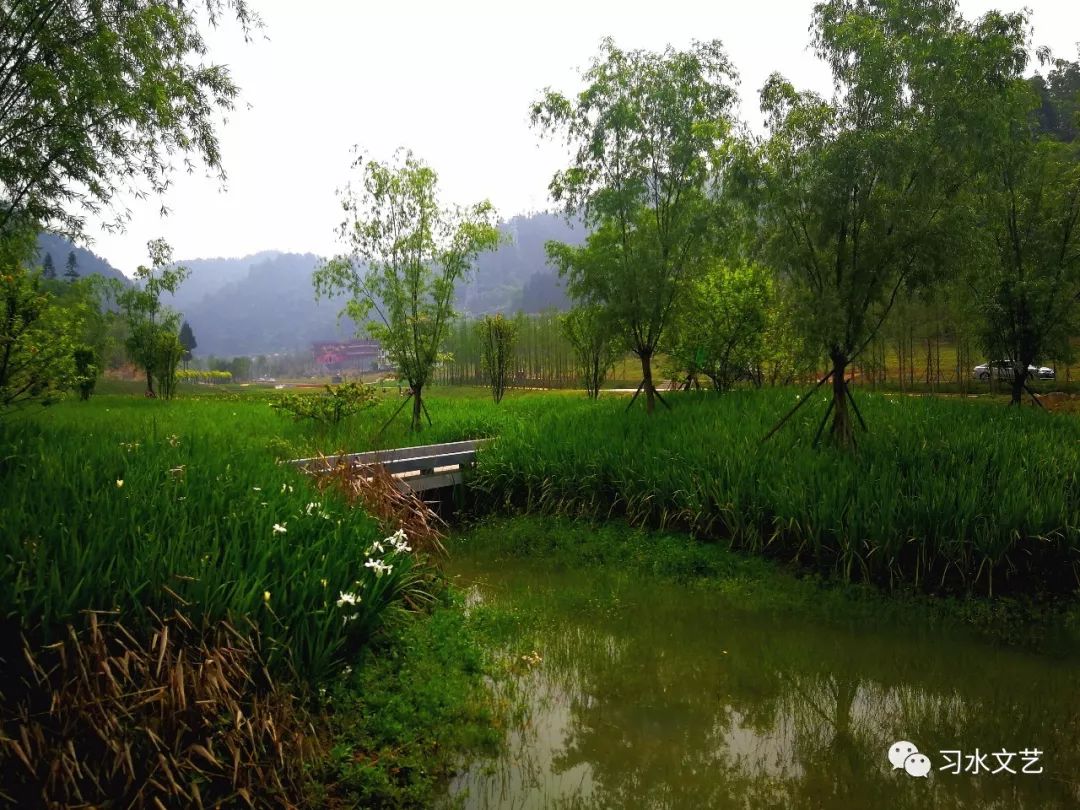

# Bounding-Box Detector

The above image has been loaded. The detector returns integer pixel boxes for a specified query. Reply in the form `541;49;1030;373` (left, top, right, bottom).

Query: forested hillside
167;212;583;356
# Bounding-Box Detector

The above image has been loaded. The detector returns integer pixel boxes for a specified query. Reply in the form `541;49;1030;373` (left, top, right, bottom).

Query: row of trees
308;0;1080;441
528;1;1080;446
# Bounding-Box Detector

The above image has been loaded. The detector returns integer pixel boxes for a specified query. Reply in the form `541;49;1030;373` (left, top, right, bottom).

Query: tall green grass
469;390;1080;595
0;393;456;680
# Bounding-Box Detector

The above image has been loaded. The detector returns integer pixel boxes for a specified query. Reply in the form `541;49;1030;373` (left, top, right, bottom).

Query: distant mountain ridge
38;211;587;357
36;233;129;285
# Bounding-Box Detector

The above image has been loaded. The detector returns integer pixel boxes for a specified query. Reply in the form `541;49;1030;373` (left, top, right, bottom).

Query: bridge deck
290;438;491;493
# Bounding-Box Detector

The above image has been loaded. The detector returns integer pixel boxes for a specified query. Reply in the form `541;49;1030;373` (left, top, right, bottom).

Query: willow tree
314;150;501;431
0;0;257;241
751;0;1027;447
533;38;738;414
969;51;1080;405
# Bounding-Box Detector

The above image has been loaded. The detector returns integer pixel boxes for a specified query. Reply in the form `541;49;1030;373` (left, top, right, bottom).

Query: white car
973;362;1055;381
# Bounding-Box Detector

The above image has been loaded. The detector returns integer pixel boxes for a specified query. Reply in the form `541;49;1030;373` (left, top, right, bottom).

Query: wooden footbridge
290;438;491;493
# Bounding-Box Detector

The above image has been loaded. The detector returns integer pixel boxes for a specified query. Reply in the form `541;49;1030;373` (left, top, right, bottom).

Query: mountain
71;211;587;358
36;233;129;285
161;252;359;357
457;211;586;314
165;251;285;313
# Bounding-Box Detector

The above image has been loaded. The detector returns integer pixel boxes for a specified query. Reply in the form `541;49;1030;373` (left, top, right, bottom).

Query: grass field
4;380;1079;803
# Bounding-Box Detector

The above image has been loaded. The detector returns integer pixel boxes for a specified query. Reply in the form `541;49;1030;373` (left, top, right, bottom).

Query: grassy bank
469;388;1080;597
0;391;500;806
451;515;1080;652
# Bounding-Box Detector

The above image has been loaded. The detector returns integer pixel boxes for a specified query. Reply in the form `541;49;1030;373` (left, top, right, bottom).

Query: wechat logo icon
889;740;931;778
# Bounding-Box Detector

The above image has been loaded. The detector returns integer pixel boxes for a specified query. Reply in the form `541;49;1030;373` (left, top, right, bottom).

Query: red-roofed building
312;340;385;371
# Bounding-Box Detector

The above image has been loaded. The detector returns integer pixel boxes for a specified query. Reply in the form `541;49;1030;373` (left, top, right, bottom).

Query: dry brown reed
0;610;315;809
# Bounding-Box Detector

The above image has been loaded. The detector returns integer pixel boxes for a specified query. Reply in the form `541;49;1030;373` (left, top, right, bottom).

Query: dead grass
0;610;315;809
308;456;447;557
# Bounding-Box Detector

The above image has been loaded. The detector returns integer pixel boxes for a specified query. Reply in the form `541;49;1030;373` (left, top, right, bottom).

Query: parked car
973;361;1055;381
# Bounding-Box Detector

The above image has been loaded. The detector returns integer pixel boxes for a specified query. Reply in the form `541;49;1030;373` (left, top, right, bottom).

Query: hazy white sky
86;0;1080;275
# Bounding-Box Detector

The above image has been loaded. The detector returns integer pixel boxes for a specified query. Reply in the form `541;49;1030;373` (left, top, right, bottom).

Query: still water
444;554;1080;810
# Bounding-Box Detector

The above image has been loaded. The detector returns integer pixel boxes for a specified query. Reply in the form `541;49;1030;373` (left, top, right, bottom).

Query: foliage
63;251;78;281
72;346;97;400
967;94;1080;403
1031;52;1080;142
270;382;378;426
560;304;621;399
116;240;188;398
178;320;198;365
746;0;1027;445
533;38;739;413
0;267;80;412
477;313;518;403
313;605;499;808
314;149;501;431
0;0;258;240
668;263;770;391
176;368;233;383
439;310;580;388
0;397;442;682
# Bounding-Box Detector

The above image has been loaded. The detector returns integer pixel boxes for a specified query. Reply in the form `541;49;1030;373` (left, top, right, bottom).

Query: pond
442;552;1080;809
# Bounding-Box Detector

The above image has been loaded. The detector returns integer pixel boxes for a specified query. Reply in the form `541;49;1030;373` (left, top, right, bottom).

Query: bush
271;382;377;426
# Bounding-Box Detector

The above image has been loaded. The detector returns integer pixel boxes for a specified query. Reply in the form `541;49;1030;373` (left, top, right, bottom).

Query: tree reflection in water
446;559;1080;810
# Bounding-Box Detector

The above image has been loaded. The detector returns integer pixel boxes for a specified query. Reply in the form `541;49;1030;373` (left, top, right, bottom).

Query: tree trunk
411;383;423;431
639;350;656;414
1010;367;1026;406
829;350;854;448
145;368;155;397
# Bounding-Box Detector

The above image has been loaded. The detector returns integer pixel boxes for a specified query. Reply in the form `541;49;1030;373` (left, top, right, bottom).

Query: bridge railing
290;438;492;493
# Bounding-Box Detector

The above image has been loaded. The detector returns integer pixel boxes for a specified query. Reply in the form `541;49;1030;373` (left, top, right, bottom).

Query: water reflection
446;558;1080;809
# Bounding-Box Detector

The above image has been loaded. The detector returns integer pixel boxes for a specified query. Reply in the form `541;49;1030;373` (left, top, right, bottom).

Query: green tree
0;0;257;241
533;38;739;414
0;266;81;412
72;346;97;400
560;305;622;399
1030;53;1080;142
669;263;770;392
314;150;501;431
477;314;518;404
178;320;198;368
64;251;79;282
117;240;188;398
968;84;1080;404
748;0;1025;446
41;253;56;280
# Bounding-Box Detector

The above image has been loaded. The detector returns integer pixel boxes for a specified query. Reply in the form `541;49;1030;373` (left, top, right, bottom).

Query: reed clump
0;610;314;808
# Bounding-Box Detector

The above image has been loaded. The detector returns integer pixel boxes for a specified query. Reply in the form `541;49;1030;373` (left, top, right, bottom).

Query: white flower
252;486;262;492
116;479;124;488
364;558;393;576
387;530;411;553
272;522;287;534
305;501;321;515
336;591;361;607
366;540;386;555
281;483;293;494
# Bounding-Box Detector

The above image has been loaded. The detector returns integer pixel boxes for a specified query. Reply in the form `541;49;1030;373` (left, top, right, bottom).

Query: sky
85;0;1080;276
